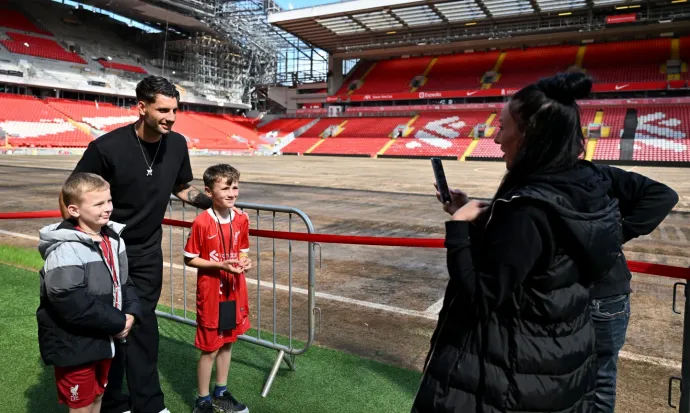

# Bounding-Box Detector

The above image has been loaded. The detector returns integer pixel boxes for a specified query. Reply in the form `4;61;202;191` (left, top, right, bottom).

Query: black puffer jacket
413;161;622;413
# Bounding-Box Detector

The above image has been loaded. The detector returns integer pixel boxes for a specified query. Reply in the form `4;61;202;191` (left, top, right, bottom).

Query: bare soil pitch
0;155;688;413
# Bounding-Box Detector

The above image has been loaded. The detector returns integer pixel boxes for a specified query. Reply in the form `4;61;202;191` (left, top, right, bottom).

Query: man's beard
145;117;169;135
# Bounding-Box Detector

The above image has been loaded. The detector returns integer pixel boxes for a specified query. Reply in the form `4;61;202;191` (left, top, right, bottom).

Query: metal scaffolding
145;0;328;106
162;35;249;103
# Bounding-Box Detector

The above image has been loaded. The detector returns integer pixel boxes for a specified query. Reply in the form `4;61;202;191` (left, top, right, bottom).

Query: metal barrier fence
155;197;318;398
2;207;690;410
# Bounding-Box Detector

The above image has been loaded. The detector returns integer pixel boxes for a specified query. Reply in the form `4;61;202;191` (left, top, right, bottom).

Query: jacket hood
501;161;622;285
38;220;126;260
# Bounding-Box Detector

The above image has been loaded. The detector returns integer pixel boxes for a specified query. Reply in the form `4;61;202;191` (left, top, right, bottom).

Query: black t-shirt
72;123;193;256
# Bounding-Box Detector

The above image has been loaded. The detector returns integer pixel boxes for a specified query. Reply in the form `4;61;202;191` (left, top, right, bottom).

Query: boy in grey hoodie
37;172;141;413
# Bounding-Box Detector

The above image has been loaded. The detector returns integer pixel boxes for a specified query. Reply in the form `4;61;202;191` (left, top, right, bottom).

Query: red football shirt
183;208;251;333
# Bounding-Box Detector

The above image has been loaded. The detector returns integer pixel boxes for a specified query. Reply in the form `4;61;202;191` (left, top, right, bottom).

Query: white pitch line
0;229;39;241
2;227;686;369
425;298;445;315
0;228;437;321
165;260;438;321
619;351;681;370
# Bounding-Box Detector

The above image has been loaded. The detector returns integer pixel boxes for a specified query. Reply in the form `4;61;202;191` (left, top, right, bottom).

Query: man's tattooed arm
173;183;213;210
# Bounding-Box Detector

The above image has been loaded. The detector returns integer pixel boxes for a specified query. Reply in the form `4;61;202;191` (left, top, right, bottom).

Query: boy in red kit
183;164;251;413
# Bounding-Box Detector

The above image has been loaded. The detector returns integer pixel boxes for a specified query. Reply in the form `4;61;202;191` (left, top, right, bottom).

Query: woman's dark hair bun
537;72;592;105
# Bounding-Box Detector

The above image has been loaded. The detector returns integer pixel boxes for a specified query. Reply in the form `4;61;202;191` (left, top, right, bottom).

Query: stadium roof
79;0;218;34
267;0;685;54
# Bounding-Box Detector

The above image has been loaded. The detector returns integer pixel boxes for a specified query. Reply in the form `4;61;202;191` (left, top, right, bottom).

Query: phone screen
431;158;451;204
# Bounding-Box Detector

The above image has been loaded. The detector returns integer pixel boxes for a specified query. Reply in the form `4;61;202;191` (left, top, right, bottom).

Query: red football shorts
54;358;112;409
195;326;237;352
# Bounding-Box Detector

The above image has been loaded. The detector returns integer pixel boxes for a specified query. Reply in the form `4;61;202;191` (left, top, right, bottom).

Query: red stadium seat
0;32;86;64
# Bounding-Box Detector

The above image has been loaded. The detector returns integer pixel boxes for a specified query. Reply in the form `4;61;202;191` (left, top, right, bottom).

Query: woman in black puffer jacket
412;72;622;413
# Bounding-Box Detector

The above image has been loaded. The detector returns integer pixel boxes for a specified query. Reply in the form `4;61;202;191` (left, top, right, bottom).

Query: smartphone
431;157;452;204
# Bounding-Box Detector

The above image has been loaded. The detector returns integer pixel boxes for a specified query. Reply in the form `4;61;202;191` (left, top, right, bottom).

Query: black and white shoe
192;399;215;413
212;391;249;413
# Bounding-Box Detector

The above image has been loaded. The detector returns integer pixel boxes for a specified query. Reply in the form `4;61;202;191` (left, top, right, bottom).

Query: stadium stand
354;57;432;94
467;138;503;159
310;137;391;156
633;106;690;163
681;37;690;81
258;118;315;137
0;0;687;165
45;98;138;132
0;31;87;64
280;137;322;155
336;62;374;96
494;46;579;88
97;60;148;74
0;7;52;36
581;39;669;83
0;93;91;147
334;37;688;100
383;111;495;158
421;52;500;91
186;112;259;147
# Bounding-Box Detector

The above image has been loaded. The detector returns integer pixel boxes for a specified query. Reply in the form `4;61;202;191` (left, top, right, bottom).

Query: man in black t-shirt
60;76;213;413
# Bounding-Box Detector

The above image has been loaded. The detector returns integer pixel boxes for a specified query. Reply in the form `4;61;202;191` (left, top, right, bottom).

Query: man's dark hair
203;164;240;189
135;76;180;104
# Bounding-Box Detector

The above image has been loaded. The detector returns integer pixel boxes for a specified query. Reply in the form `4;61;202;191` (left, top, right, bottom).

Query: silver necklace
134;126;162;177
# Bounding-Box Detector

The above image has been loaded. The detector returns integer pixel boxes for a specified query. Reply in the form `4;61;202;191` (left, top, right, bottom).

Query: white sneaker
160;409;172;413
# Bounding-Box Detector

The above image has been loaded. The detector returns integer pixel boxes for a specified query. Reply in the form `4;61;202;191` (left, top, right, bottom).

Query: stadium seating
310;138;391;156
333;37;685;99
0;31;87;64
602;107;626;139
681;37;690;81
384;137;473;157
354;57;432;94
0;8;51;36
45;98;137;132
590;107;626;161
187;112;259;146
281;137;322;154
581;39;669;83
0;93;91;147
97;60;147;74
421;52;500;91
384;111;495;157
633;106;690;162
494;46;578;88
0;94;260;151
336;117;410;138
336;62;374;96
258;118;314;138
591;138;621;161
580;108;598;128
171;113;252;150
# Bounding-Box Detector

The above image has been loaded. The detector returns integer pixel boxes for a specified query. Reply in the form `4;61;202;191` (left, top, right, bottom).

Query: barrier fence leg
680;281;690;413
261;350;294;398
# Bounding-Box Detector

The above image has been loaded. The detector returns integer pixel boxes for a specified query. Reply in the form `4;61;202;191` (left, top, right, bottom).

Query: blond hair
62;173;110;206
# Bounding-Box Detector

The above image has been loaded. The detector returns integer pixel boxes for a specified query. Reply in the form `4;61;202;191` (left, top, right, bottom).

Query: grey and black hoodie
36;219;142;368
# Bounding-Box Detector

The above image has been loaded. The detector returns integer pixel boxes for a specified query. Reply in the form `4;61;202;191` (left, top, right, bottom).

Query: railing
2;206;690;409
158;198;318;397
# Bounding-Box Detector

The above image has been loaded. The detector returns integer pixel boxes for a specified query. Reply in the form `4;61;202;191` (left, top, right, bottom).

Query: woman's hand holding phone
434;183;470;215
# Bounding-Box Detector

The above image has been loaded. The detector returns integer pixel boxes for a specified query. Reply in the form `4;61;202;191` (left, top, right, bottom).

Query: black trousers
102;248;165;413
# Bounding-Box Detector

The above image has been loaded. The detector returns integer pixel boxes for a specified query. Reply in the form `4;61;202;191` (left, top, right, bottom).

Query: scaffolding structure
213;0;329;86
163;35;249;104
149;0;328;107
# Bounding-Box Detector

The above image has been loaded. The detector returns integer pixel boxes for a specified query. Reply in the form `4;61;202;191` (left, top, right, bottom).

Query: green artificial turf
0;246;422;413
